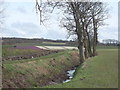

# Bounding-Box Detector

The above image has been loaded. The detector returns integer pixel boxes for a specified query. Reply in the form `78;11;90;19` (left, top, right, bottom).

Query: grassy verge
44;49;118;88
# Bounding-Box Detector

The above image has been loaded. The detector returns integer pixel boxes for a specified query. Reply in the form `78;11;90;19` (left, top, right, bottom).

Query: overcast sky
1;0;119;42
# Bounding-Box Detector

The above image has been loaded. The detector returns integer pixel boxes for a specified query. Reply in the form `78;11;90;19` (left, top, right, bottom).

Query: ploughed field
2;45;61;61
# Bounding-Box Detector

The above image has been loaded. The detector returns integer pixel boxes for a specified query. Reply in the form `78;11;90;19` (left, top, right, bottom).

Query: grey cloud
5;22;43;38
17;7;27;13
11;22;67;40
11;22;41;32
46;29;67;40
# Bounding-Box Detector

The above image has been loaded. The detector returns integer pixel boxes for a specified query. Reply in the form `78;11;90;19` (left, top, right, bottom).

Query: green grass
44;49;118;88
2;47;43;57
2;44;50;57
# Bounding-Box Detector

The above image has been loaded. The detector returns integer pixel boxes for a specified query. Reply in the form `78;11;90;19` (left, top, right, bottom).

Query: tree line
102;39;119;46
36;0;108;64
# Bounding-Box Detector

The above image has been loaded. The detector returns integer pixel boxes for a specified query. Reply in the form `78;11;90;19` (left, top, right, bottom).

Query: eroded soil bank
2;50;80;88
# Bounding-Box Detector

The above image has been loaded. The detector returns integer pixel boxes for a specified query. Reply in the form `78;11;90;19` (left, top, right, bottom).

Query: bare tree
90;2;108;56
35;1;108;64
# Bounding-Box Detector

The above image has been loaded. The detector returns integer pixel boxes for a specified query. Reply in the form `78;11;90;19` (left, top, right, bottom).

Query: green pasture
44;48;118;88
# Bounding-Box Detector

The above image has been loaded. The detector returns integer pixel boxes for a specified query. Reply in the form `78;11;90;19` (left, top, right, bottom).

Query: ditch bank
47;65;79;86
3;50;80;88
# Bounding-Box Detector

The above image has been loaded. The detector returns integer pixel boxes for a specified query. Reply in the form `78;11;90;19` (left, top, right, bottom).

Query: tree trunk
92;16;97;56
77;23;85;63
71;2;85;63
78;39;85;64
84;23;93;57
83;29;89;58
86;30;93;57
84;40;89;58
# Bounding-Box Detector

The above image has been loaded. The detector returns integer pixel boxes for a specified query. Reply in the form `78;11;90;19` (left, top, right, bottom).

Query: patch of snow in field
35;46;78;50
35;46;48;50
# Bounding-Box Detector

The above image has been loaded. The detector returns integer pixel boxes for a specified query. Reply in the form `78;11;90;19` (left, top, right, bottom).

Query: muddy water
63;67;76;83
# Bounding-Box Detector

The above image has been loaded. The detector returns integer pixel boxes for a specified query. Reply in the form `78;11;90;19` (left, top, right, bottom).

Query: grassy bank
2;50;80;88
2;47;118;88
44;49;118;88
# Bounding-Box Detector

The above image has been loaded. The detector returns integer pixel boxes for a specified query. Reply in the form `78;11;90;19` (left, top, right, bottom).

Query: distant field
13;42;67;46
2;42;77;58
2;46;41;57
12;42;76;46
42;42;66;45
2;44;118;57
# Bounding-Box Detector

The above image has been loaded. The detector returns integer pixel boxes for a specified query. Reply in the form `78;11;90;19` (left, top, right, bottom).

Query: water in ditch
63;67;76;83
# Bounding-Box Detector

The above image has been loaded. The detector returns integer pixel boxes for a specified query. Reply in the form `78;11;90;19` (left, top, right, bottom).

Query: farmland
2;45;61;61
2;39;118;88
2;40;78;61
1;0;119;89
